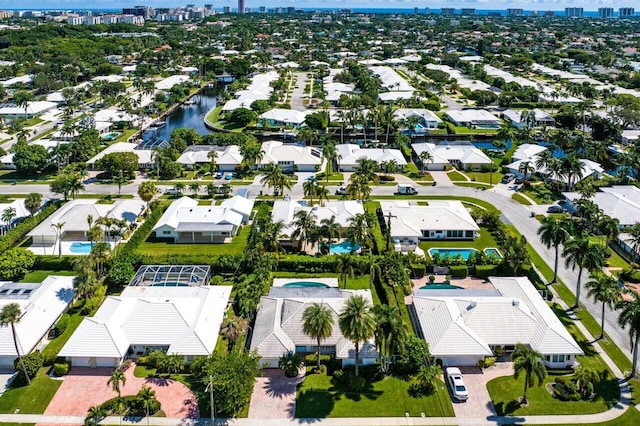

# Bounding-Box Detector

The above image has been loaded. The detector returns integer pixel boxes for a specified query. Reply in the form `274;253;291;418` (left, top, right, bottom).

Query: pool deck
28;240;116;256
411;275;494;292
272;277;339;288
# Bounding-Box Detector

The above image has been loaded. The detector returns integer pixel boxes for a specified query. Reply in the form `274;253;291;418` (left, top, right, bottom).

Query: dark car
547;205;564;213
215;172;223;179
283;168;295;175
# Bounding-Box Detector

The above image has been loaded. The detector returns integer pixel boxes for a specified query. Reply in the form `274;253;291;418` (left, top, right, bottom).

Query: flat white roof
335;144;407;168
155;75;190;90
87;142;152;165
563;186;640;227
0;101;57;116
272;200;364;238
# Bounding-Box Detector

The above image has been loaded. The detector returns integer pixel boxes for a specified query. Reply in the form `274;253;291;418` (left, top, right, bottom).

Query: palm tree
173;182;186;196
302;303;334;370
207;150;218;173
339;295;376;377
189;182;200;197
221;316;248;353
415;364;442;393
618;293;640;377
537;217;572;283
336;254;355;289
518;161;535;184
138;385;156;426
51;222;65;258
418;151;433;173
321;140;337;182
13;90;34;120
497;122;516;143
303;180;318;205
2;207;16;234
86;406;104;426
107;370;126;398
24;192;42;217
239;140;264;169
563;237;607;309
137;181;156;214
0;303;31;384
291;210;318;251
560;154;585;191
373;305;408;374
320;215;341;244
346;213;373;250
586;273;622;339
596;215;620;248
354;157;379;183
511;343;547;404
260;164;292;199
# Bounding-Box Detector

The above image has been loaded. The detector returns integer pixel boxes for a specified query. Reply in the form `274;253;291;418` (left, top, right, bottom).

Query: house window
162;230;171;235
552;354;565;363
446;230;463;238
545;355;551;362
465;230;474;238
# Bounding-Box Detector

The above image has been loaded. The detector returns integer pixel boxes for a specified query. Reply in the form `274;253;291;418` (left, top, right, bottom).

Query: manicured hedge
410;264;426;279
119;201;169;256
475;264;497;279
450;265;469;278
0;200;63;255
33;256;74;271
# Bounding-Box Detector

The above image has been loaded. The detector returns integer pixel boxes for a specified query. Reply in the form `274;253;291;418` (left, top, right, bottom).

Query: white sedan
446;367;469;402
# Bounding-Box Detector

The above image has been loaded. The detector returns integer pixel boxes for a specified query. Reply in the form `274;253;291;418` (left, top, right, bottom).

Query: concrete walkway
429;171;454;187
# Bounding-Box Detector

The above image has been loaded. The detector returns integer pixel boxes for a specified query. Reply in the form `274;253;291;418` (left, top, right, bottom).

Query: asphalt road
1;177;632;363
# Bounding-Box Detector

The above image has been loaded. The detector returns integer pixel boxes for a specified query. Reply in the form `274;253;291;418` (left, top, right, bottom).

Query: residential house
562;186;640;228
335;144;407;172
0;198;33;233
412;142;492;171
502;109;555;129
394;108;443;130
412;276;583;368
86;142;154;170
176;145;243;171
258;109;311;129
445;110;501;128
0;101;57;119
258;141;324;172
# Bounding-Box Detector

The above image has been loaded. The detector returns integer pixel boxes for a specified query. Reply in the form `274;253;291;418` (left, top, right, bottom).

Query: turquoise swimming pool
428;248;502;260
69;242;94;254
282;281;330;288
102;132;121;141
419;283;463;290
329;241;361;254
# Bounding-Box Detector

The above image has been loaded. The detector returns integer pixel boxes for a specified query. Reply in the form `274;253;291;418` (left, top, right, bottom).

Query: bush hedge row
0;200;62;255
450;265;469;278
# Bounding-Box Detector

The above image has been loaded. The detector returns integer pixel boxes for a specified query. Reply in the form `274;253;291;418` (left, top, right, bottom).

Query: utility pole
385;211;396;253
206;375;215;425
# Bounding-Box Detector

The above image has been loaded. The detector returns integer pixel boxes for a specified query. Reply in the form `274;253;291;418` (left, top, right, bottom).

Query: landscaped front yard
295;370;454;418
136;226;249;256
0;368;62;414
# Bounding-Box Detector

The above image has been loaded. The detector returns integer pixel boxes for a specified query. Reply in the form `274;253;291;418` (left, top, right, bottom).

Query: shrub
621;268;640;283
334;369;366;392
483;356;496;368
554;377;581;401
278;352;303;378
54;314;70;337
493;346;504;357
33;256;74;271
0;248;36;280
428;274;436;283
378;174;395;182
475;264;497;279
99;394;161;417
0;200;62;255
449;265;469;278
15;351;43;380
118;359;133;372
313;365;327;374
410;263;426;278
53;362;69;376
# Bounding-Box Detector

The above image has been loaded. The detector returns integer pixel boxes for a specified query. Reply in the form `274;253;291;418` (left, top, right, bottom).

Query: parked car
547;205;564;213
215;172;223;179
501;173;515;184
446;367;468;402
283;168;295;175
514;177;524;185
335;186;348;196
225;172;234;180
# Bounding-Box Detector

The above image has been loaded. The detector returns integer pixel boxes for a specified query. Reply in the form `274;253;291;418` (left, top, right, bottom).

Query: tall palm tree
138;385;156;426
537;217;572;283
586;273;622;339
346;213;372;251
336;254;355;289
189;182;200;197
321;140;337;182
618;293;640;377
303;180;318;205
518;161;535;184
320;215;341;244
207;150;218;173
24;193;42;217
108;369;126;398
240;140;264;169
563;237;607;309
596;215;620;248
51;222;65;258
497;122;516;143
373;305;408;374
0;303;31;384
418;151;433;173
221;316;248;353
511;343;547;405
13;90;34;120
339;295;376;377
2;207;16;234
302;303;334;370
260;164;292;199
137;181;156;214
291;209;318;251
561;154;585;191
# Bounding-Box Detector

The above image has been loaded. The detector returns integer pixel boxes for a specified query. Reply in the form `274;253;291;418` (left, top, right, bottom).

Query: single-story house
250;287;378;368
94;109;139;126
155;75;190;90
394;108;443;129
27;199;144;247
412;142;492;171
445;110;501;128
563;186;640;228
412;276;583;368
59;276;231;367
223;71;278;112
153;196;252;243
0;75;32;87
507;154;603;185
176;145;243;171
379;200;479;251
0;101;58;119
258;141;324;172
335;144;407;172
511;143;547;162
272;200;364;244
259;109;311;129
87;142;154;170
0;198;33;233
1;140;72;170
0;276;75;366
502;109;555;129
617;233;640;261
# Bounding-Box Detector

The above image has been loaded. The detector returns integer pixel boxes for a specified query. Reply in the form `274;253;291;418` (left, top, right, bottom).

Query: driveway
451;363;512;422
248;369;304;419
44;366;198;418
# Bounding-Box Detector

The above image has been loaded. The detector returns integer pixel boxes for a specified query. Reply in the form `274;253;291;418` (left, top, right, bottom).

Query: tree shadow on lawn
328;375;383;402
494;399;522;416
295;388;336;418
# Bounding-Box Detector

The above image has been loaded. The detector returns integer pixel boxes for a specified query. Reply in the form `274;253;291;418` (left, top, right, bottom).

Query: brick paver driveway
44;365;198;419
450;363;512;422
248;369;304;419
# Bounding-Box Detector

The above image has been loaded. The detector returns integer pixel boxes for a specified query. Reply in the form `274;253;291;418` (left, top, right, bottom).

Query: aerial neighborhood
1;3;640;425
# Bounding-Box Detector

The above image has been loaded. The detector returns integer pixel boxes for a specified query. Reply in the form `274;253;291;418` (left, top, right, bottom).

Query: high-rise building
204;4;213;11
259;6;266;12
545;10;555;17
507;9;524;17
461;8;475;16
565;7;583;17
238;0;245;14
414;7;419;14
440;8;455;16
619;7;635;17
223;6;231;13
598;7;614;18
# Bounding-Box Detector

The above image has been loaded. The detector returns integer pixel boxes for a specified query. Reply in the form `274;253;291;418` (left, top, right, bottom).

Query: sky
0;0;638;11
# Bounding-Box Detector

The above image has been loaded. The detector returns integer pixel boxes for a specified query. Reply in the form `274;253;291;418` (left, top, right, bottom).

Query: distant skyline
0;0;638;12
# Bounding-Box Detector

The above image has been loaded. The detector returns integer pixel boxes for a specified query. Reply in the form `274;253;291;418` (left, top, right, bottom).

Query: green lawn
454;182;489;189
295;370;454;418
512;193;533;205
465;171;504;185
205;106;222;124
488;304;619;416
19;270;76;283
447;171;467;182
0;368;62;414
113;128;137;143
41;308;85;362
519;184;564;204
370;196;498;213
316;172;344;182
419;226;499;255
136;226;249;256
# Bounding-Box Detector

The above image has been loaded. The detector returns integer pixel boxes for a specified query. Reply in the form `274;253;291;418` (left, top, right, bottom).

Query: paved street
290;72;307;111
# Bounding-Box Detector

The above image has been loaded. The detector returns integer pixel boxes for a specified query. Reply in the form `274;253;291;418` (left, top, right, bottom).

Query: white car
446;367;469;401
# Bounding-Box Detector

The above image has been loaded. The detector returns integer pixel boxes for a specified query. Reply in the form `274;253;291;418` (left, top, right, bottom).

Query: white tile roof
259;141;323;167
250;289;378;361
259;109;311;125
335;144;407;168
87;142;153;166
0;276;74;358
512;144;548;162
394;108;442;125
563;186;640;227
379;200;479;240
272;200;364;238
177;145;243;166
153;196;244;232
60;285;232;358
0;101;57;116
155;75;190;90
412;143;491;166
0;199;32;225
413;277;583;358
446;110;501;126
220;195;255;218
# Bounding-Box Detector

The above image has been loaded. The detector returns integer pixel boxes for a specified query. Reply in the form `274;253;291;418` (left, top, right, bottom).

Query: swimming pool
282;281;330;288
69;242;94;254
329;241;361;254
102;132;121;141
428;248;502;260
419;283;463;290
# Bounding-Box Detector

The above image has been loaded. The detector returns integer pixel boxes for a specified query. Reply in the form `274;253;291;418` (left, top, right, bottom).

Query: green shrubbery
54;314;70;337
410;264;426;278
53;362;70;376
449;265;469;278
14;351;43;381
475;264;497;279
0;201;62;255
0;248;36;280
33;256;74;271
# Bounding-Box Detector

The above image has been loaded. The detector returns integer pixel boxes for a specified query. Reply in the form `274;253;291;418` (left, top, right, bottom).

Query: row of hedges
0;200;63;255
120;201;169;256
